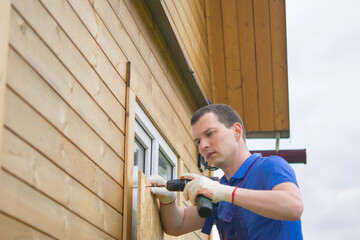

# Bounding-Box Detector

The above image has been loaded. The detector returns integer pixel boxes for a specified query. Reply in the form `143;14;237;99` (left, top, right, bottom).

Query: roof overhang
206;0;290;139
144;0;209;109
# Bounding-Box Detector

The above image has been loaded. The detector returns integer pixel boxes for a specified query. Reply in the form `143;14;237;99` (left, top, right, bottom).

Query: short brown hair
191;104;246;140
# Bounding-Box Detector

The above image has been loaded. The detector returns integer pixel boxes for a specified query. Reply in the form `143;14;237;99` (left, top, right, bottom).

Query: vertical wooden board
12;0;126;132
253;0;275;132
269;0;289;131
206;0;227;104
0;170;115;240
4;89;123;213
221;0;244;119
237;0;260;132
0;0;11;177
2;128;123;238
0;213;53;240
122;85;136;240
7;48;124;186
137;171;164;240
9;7;124;160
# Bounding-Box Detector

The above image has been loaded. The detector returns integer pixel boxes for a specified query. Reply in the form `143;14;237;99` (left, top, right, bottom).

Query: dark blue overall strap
232;155;262;240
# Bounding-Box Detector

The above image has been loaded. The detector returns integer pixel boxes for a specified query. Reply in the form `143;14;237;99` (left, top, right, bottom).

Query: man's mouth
206;152;216;159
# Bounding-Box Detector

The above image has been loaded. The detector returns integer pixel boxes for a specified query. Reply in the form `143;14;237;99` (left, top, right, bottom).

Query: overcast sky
214;0;360;239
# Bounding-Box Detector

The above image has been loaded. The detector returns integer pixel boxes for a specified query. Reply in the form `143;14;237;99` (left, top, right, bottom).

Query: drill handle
196;195;212;218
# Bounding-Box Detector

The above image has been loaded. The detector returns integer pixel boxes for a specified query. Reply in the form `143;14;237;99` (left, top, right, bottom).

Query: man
150;104;303;239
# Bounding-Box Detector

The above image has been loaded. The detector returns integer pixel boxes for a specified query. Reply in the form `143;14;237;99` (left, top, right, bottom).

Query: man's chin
206;158;221;168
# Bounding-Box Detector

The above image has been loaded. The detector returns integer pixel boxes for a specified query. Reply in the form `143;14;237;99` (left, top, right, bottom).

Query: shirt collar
220;153;262;184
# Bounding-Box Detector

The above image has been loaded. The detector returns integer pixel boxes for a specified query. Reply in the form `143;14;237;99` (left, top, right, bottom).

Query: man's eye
207;131;214;137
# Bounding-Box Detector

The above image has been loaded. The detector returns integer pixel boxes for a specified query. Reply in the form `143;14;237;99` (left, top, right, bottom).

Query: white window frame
135;103;177;179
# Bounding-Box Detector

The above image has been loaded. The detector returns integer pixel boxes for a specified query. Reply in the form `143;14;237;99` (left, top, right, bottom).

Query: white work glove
148;174;176;205
182;173;236;206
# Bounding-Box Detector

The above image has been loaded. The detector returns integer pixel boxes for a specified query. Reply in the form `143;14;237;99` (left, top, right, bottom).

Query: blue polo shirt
202;153;303;240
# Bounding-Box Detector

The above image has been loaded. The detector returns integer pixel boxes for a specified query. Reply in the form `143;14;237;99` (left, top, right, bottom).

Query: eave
206;0;290;139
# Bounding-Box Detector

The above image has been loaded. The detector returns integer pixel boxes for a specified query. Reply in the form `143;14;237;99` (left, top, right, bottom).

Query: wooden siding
1;0;207;239
206;0;290;138
0;0;11;180
162;0;211;99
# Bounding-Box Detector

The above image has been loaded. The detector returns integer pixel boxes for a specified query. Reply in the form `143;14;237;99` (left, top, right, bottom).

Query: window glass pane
158;150;173;181
132;139;145;240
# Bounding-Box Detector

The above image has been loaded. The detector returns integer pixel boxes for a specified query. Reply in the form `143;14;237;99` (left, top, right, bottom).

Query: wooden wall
0;0;209;239
162;0;211;100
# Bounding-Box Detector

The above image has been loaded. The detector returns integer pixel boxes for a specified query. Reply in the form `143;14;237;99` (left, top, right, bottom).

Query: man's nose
199;138;210;151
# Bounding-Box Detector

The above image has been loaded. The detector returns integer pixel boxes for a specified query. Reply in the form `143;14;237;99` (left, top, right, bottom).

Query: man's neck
222;148;251;180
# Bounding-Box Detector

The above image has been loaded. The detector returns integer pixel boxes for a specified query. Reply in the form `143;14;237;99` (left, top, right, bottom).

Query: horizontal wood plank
131;68;198;166
163;0;211;98
39;0;128;91
173;0;209;69
2;128;123;238
12;0;126;132
4;88;123;213
9;7;125;160
104;0;199;165
108;0;196;121
0;170;116;240
7;48;124;186
0;213;53;240
185;0;208;52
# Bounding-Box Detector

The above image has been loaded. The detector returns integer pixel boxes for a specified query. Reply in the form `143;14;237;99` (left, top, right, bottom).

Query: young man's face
192;112;238;169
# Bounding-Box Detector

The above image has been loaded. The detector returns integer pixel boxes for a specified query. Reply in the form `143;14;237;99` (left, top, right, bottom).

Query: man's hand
148;174;176;204
181;174;236;205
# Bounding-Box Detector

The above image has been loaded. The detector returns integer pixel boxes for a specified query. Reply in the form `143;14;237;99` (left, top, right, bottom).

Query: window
132;103;177;239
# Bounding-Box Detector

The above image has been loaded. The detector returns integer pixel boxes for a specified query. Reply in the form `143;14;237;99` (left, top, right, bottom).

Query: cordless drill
154;177;219;218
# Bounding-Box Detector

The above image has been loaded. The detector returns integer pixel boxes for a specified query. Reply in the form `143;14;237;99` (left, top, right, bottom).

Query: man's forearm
159;202;205;236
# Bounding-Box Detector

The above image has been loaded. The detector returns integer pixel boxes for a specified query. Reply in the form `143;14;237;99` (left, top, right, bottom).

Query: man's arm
148;174;206;236
159;202;205;236
184;176;303;221
233;182;303;221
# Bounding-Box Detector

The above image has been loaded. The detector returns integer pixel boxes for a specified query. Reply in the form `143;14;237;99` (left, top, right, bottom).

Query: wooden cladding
206;0;289;138
0;0;127;238
162;0;211;99
1;0;206;239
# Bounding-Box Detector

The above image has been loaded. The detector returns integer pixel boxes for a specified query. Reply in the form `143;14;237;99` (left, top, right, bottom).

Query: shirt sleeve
260;156;299;190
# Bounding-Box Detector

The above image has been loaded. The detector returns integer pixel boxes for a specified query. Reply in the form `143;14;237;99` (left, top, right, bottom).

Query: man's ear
233;122;243;141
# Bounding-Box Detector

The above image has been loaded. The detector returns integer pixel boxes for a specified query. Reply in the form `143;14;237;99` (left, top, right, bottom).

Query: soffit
206;0;290;138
